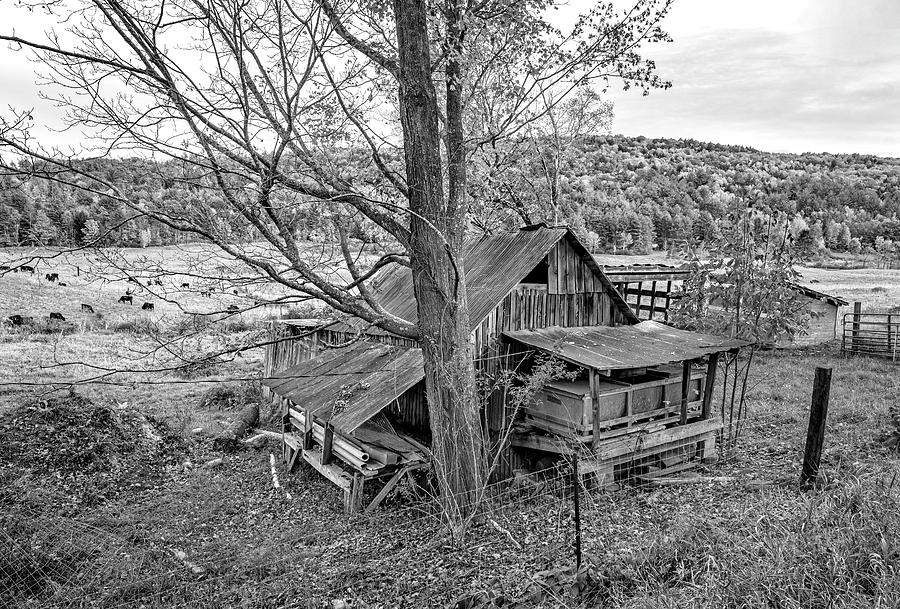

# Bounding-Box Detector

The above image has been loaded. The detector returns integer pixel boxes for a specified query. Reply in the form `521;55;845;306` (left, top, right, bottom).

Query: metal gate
841;312;900;361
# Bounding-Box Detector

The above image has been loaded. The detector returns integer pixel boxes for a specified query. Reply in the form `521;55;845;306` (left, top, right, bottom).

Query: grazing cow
201;290;212;297
58;282;67;287
153;279;163;286
233;289;239;295
8;314;31;326
118;295;133;305
49;312;66;322
180;282;190;288
19;265;34;274
226;305;240;312
81;303;95;313
45;273;59;282
142;302;155;311
0;265;10;272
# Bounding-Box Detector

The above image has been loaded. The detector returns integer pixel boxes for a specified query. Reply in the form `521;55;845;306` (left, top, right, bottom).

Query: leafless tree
1;0;673;523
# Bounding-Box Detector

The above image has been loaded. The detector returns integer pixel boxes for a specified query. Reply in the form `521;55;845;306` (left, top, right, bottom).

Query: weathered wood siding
777;298;841;347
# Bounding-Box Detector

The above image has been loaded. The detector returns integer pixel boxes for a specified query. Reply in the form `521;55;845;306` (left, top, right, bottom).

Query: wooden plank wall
474;239;629;479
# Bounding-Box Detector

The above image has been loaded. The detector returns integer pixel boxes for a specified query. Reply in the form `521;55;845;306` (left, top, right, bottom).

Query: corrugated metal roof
503;321;749;370
262;342;424;433
369;226;638;328
370;227;568;328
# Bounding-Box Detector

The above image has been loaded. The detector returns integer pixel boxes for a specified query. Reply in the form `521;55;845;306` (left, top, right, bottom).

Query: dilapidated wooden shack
779;283;848;347
263;226;747;510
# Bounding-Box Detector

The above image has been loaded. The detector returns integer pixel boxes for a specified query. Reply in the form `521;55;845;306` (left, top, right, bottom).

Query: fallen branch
488;518;521;549
270;452;292;499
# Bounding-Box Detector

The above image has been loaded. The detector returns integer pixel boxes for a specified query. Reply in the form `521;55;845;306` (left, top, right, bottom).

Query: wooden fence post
801;367;832;488
572;454;582;570
850;302;862;354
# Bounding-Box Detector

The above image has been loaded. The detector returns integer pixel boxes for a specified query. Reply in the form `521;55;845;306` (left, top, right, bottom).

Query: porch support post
680;359;692;425
702;352;720;420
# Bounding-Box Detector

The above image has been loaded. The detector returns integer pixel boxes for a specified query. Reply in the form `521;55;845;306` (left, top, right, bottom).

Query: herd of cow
1;264;158;327
2;262;254;330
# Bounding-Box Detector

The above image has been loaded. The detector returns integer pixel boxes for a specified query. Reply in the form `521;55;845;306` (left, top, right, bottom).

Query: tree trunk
213;404;259;452
393;0;486;523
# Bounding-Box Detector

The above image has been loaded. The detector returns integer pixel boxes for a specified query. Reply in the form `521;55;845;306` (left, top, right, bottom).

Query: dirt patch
0;392;184;508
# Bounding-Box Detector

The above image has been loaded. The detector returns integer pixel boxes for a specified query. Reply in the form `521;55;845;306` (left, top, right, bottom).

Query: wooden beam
590;370;600;450
303;408;313;450
322;422;335;465
680;360;692;425
648;281;658;321
701;352;720;420
365;464;424;513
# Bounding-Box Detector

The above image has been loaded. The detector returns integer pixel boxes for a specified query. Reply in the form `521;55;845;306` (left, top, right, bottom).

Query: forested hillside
3;136;900;261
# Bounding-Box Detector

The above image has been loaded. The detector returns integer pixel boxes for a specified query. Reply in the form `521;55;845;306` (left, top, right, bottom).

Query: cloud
606;3;900;157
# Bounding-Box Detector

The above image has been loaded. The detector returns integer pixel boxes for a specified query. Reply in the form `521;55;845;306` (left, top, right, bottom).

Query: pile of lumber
286;407;426;474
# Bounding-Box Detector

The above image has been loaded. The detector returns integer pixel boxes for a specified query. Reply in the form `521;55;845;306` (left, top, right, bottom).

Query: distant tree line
3;135;900;262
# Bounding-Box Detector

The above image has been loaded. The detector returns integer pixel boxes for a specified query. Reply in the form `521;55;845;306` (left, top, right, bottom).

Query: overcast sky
1;0;898;157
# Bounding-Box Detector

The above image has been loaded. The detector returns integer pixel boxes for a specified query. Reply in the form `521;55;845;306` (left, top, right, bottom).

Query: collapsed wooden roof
262;342;423;434
368;225;638;329
503;321;749;371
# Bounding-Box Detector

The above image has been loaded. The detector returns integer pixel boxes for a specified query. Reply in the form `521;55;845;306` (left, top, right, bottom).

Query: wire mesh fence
3;365;899;608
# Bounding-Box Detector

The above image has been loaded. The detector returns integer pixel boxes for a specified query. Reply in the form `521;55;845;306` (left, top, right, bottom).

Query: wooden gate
841;311;900;361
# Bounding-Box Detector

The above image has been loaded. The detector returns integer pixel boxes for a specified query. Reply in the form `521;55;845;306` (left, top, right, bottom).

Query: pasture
1;245;899;607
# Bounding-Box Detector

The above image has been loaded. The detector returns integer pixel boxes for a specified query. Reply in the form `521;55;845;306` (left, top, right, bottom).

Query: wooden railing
841;310;900;361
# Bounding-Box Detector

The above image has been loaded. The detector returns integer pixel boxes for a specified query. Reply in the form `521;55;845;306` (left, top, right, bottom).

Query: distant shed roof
503;321;749;371
262;342;423;433
369;226;637;328
599;263;692;283
788;282;849;307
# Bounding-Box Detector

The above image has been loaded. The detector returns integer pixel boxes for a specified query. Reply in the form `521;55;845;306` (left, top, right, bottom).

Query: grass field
2;245;899;608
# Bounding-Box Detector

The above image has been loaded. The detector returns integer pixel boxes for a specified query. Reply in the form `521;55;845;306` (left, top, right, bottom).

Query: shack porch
503;321;748;485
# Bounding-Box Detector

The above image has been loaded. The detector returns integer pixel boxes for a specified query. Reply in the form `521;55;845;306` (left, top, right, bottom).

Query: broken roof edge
787;282;850;307
263;341;425;434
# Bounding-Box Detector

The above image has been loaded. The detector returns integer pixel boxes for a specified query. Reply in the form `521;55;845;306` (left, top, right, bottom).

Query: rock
190;427;205;436
331;600;350;609
204;458;223;468
181;460;194;472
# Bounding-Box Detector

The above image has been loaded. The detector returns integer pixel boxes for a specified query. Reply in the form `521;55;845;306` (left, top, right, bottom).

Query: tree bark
393;0;486;522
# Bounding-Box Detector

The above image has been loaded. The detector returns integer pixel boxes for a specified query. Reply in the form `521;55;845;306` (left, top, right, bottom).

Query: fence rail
841;311;900;361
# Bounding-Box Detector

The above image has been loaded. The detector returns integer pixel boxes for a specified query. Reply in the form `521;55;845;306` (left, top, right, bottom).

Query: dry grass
1;245;899;607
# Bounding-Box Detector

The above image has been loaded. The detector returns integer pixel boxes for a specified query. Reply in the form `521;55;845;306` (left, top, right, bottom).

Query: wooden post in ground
850;302;862;354
572;454;582;570
801;367;832;488
590;369;600;450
